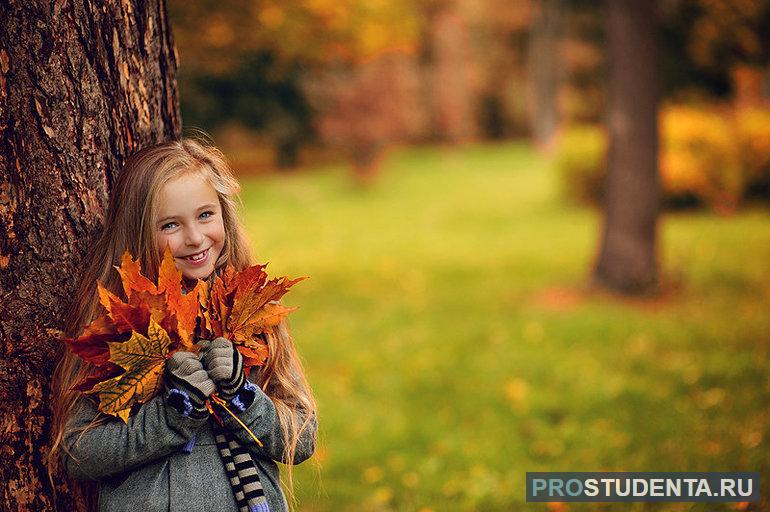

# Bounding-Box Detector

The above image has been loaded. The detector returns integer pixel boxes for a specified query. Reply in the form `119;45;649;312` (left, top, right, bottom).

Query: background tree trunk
0;1;180;509
527;0;564;150
593;0;661;294
426;1;475;144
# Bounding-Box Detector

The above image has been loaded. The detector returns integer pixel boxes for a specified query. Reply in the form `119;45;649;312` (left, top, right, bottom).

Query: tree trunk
527;0;564;150
427;2;475;144
593;0;661;294
0;1;180;509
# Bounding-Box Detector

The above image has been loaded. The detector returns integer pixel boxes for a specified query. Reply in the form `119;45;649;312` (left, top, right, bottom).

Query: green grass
235;143;770;511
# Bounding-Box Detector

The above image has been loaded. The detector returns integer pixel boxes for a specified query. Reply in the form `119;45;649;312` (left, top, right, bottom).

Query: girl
49;138;318;512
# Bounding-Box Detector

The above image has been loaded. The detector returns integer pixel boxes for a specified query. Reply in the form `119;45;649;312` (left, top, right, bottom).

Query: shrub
554;124;607;205
661;104;743;212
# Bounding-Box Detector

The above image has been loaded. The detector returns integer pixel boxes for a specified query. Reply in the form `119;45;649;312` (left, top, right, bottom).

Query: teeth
185;249;206;261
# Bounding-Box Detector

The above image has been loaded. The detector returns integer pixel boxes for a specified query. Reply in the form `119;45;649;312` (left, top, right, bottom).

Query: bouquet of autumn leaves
65;246;306;423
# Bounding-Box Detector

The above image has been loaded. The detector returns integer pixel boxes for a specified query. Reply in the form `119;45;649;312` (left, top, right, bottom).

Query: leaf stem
209;393;265;448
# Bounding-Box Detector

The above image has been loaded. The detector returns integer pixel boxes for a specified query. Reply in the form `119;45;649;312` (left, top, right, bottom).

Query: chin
184;267;212;281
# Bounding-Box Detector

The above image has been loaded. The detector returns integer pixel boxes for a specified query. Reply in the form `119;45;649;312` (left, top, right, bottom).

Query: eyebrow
158;203;217;224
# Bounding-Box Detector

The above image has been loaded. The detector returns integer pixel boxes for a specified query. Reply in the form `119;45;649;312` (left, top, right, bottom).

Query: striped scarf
213;421;270;512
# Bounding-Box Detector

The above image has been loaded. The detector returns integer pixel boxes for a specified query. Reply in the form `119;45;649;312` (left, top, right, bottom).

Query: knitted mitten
165;351;216;419
199;337;247;403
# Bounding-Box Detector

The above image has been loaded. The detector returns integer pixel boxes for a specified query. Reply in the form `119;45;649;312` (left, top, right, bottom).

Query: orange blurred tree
687;0;769;75
170;0;420;72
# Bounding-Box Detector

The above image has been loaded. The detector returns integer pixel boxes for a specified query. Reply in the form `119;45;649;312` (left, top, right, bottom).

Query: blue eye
161;222;177;231
200;210;214;219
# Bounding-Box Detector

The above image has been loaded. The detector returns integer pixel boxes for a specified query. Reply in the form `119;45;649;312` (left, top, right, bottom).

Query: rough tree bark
0;1;181;509
593;0;661;294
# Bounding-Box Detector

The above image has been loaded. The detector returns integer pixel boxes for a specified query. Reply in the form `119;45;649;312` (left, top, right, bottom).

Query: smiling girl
49;139;318;512
155;170;226;288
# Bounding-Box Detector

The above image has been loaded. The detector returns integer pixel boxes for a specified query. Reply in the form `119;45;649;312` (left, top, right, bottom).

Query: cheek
212;219;226;246
156;232;179;256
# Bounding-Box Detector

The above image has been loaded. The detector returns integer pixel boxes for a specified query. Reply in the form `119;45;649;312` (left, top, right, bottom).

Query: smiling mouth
181;248;209;261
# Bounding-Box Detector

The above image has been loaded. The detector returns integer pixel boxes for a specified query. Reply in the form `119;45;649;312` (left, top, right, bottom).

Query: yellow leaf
89;318;171;423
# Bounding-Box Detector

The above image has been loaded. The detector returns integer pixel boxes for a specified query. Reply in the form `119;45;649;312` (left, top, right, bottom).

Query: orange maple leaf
200;263;306;370
115;251;157;298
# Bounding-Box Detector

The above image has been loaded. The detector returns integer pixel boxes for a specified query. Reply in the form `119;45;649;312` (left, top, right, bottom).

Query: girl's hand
165;351;216;418
198;337;245;402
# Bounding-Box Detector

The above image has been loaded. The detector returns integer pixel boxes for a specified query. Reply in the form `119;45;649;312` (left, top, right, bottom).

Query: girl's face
156;172;226;284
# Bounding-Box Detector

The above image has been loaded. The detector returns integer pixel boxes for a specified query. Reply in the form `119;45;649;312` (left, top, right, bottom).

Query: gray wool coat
62;377;317;512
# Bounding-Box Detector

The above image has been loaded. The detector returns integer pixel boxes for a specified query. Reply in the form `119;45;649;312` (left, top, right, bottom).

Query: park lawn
235;142;770;512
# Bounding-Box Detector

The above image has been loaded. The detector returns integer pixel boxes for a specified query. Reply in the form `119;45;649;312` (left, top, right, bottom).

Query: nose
184;225;205;247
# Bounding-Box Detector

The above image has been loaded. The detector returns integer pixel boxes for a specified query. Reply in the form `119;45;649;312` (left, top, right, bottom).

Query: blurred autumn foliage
304;53;425;183
557;100;770;212
168;0;536;178
168;0;422;178
168;0;770;198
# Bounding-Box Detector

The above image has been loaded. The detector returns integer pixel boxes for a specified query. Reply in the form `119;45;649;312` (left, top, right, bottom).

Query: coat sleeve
219;379;317;465
61;393;209;481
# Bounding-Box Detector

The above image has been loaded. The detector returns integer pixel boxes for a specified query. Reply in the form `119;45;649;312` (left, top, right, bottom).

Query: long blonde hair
48;138;318;510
